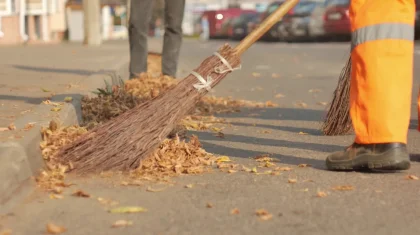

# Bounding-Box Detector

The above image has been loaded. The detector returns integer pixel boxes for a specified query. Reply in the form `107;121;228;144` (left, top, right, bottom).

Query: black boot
326;143;410;171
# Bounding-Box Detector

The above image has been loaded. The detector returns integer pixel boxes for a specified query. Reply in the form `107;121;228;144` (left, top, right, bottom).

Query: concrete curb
0;42;166;213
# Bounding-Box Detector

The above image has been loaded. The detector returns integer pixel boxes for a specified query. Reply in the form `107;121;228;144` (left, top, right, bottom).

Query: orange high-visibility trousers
350;0;415;144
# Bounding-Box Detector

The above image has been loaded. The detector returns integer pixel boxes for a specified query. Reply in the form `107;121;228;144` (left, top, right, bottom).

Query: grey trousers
129;0;185;78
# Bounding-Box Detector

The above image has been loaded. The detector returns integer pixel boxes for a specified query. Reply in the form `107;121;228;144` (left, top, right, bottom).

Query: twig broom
321;56;352;136
57;0;300;174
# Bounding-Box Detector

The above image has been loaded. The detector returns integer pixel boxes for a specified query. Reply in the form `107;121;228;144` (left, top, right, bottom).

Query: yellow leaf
206;203;213;208
277;167;292;171
298;132;308;135
228;169;237;174
230;208;240;215
251;167;258;173
146;186;166;192
316;191;327;198
0;229;12;235
275;93;285;98
301;188;309;192
185;184;194;188
109;206;147;213
8;123;16;130
406;175;419;180
49;194;63;199
252;72;261;78
64;97;73;102
41;88;51;92
271;73;280;78
112;220;133;228
46;223;66;234
288;178;297;184
256;209;273;221
332;185;354;191
211;127;222;132
216;156;231;163
51;107;61;112
317;101;327;106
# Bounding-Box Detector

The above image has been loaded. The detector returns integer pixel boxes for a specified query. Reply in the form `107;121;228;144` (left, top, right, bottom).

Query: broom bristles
56;44;241;174
321;56;352;136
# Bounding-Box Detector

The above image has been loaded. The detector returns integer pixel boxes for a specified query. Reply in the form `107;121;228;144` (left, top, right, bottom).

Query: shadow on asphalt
12;65;94;76
194;131;342;153
200;140;326;169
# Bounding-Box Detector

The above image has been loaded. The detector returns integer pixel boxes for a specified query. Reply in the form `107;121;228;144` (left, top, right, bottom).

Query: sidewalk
0;41;128;129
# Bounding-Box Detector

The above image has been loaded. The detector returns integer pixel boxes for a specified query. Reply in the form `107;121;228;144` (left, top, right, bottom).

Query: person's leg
326;0;415;171
162;0;186;77
128;0;154;79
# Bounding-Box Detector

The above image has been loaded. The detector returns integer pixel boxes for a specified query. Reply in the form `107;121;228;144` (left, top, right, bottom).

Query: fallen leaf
251;167;258;173
298;164;311;168
271;73;280;78
112;220;133;228
146;186;166;192
109;206;147;213
230;208;240;215
23;122;35;131
274;93;285;98
206;203;213;208
41;88;51;92
214;132;225;138
46;223;66;234
309;89;322;93
49;194;63;199
0;127;9;132
252;72;261;78
317;101;327;106
216;156;231;163
406;175;419;180
0;229;12;235
277;167;292;171
64;97;73;102
121;181;129;186
301;188;309;192
265;101;278;107
72;190;90;198
51;107;61;112
295;102;308;108
270;171;281;176
228;169;237;174
8;123;16;130
288;178;297;184
298;132;308;135
211;127;223;132
316;191;328;198
185;184;194;188
242;165;252;172
256;209;273;220
332;185;354;191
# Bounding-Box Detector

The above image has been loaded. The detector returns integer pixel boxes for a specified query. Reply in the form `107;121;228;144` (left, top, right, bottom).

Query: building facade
0;0;68;45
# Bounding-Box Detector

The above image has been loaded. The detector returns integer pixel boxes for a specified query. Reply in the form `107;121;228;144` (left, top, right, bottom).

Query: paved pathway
2;39;420;235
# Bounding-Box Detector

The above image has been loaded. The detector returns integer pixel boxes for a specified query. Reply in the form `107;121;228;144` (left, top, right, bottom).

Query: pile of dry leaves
131;135;217;182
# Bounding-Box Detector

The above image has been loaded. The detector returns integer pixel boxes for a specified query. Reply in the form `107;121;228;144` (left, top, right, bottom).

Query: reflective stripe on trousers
349;0;415;144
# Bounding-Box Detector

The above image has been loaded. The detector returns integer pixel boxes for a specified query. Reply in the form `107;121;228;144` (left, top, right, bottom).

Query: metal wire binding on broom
192;52;241;91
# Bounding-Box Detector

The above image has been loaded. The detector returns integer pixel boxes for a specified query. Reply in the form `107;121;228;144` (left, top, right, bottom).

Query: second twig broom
321;56;352;136
56;0;300;174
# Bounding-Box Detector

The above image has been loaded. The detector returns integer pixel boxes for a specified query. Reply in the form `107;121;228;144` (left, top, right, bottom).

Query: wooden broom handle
234;0;300;56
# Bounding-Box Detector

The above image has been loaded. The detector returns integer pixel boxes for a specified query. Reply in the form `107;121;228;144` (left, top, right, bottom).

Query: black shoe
326;143;410;171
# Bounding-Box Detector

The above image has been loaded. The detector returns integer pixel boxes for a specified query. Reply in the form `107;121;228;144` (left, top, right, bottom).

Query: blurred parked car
307;0;331;40
279;0;324;42
201;9;256;39
258;1;287;41
229;12;259;40
323;0;350;40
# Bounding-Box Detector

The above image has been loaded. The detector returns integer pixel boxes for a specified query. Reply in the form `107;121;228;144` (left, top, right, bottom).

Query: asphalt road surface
2;39;420;235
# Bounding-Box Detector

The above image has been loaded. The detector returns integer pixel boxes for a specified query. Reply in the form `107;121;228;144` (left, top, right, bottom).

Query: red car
201;9;256;39
323;0;350;39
